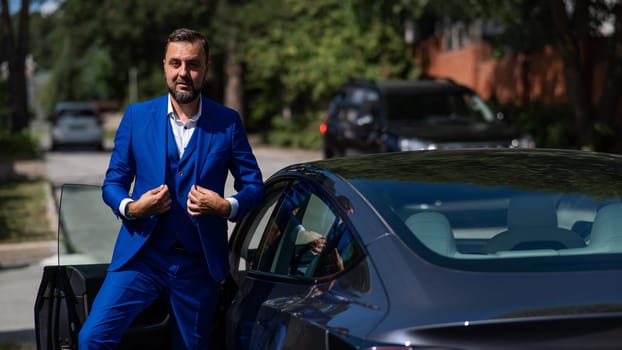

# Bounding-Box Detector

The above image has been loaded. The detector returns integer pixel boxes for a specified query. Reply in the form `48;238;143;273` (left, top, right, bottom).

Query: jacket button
178;171;183;176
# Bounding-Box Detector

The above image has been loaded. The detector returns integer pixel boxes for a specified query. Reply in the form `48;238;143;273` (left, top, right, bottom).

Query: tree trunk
1;0;30;132
550;0;594;149
595;3;622;152
224;37;245;122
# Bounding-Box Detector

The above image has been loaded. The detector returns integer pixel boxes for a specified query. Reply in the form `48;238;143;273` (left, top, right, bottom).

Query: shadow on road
0;329;36;349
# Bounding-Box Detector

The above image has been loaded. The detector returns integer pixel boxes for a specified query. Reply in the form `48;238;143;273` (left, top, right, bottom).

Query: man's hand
126;184;171;218
308;236;327;255
295;230;326;255
187;185;231;217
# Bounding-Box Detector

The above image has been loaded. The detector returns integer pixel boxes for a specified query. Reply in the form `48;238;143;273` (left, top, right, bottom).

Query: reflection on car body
36;149;622;349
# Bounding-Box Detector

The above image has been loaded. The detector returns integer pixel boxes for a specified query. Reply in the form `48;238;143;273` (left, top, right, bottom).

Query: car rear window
58;109;98;117
351;179;622;272
383;91;494;123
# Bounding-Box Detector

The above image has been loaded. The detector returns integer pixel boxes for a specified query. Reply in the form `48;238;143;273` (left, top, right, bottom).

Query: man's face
163;41;209;104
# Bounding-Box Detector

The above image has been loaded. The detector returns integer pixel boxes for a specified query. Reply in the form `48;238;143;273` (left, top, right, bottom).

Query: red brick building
416;32;608;107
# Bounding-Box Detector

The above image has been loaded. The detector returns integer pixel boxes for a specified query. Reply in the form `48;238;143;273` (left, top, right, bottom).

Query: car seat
585;202;622;253
405;211;456;256
486;195;585;253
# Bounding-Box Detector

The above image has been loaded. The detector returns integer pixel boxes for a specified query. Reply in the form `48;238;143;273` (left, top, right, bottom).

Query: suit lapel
194;96;214;182
145;95;168;183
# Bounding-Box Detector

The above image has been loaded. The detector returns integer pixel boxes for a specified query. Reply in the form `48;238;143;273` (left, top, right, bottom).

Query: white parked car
50;101;104;151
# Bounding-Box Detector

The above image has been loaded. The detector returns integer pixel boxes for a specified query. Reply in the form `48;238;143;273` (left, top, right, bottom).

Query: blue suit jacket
102;95;264;281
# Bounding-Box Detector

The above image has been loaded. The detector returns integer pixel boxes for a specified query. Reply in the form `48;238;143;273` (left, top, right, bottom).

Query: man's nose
179;63;189;76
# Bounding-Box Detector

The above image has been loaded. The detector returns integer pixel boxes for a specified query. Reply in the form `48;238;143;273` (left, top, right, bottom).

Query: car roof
345;78;472;94
55;101;98;113
275;149;622;198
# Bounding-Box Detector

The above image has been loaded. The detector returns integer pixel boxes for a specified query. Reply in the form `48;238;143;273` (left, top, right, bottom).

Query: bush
492;102;577;149
0;79;40;160
0;130;40;160
0;179;53;242
260;113;323;149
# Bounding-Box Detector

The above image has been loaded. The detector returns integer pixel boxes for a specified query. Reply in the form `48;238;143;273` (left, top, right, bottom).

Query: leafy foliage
0;129;39;160
0;80;39;159
32;0;421;128
238;0;414;103
36;0;213;113
0;179;52;242
25;0;622;151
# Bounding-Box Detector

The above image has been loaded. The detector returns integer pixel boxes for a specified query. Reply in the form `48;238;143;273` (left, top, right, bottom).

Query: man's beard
169;78;202;104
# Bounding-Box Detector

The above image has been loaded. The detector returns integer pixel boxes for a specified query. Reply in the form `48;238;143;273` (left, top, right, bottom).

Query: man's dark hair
165;28;210;62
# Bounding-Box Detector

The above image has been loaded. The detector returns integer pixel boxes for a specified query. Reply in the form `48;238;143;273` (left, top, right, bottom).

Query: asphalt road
0;142;321;345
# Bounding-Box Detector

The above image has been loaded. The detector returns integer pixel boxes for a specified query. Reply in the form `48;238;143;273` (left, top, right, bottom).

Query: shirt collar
167;94;202;125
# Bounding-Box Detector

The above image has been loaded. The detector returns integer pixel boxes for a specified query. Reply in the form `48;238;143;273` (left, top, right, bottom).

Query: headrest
405;211;456;256
589;202;622;251
507;195;557;229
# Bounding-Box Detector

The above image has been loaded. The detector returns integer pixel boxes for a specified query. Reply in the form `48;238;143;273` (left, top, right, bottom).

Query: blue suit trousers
78;244;220;349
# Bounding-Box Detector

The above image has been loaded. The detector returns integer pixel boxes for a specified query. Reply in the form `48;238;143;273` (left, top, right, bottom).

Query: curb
0;240;56;269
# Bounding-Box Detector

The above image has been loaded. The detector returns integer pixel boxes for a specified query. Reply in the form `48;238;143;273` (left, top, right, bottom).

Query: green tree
216;0;422;129
40;0;213;111
550;0;622;152
420;0;622;152
34;0;424;138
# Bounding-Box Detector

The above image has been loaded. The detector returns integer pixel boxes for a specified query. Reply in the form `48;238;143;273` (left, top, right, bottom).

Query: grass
0;179;54;243
0;343;36;350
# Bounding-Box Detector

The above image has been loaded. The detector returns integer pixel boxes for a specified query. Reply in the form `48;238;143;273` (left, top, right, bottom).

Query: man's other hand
187;185;231;217
127;184;171;218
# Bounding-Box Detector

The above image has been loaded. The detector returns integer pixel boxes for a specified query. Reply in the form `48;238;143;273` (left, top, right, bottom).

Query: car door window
254;181;324;275
234;181;288;273
241;181;361;280
58;184;121;265
238;199;279;272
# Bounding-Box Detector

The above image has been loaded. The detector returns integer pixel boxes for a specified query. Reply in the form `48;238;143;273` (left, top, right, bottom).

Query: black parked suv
320;78;535;158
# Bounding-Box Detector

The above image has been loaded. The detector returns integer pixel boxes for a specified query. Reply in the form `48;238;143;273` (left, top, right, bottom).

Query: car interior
357;180;622;262
430;197;619;259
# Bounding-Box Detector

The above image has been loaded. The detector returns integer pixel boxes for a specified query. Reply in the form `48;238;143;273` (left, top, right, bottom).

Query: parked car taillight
319;121;328;135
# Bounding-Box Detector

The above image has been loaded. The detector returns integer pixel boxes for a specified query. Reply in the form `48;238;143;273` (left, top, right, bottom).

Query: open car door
34;184;170;350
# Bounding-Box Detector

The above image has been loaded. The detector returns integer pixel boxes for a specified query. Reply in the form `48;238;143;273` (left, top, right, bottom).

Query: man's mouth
175;80;192;89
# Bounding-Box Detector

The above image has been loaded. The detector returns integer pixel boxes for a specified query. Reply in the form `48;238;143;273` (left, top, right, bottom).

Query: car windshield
383;91;495;123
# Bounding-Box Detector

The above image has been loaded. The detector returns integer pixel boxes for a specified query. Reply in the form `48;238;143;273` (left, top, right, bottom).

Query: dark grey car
320;78;535;158
36;149;622;349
